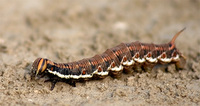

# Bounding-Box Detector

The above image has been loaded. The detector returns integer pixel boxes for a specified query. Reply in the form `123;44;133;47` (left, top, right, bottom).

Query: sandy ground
0;0;200;105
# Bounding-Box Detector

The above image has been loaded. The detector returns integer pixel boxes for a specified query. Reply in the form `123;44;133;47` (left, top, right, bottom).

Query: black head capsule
31;58;47;79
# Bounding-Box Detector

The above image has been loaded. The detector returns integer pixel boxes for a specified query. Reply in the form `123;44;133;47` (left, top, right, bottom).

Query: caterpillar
31;28;186;90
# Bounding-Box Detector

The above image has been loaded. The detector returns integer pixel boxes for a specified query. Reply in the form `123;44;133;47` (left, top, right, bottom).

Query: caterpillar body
31;28;186;90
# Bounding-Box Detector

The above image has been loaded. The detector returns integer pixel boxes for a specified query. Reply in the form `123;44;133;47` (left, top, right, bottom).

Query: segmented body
31;28;186;90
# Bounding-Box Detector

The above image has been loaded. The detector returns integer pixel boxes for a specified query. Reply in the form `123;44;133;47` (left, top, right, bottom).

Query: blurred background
0;0;199;105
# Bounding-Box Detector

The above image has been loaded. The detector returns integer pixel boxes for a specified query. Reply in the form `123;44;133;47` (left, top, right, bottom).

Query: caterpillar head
31;58;47;79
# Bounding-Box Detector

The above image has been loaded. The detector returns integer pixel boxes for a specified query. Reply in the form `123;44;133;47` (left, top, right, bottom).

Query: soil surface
0;0;200;105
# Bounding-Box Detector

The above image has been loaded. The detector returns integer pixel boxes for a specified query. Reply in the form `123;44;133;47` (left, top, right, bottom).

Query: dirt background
0;0;200;105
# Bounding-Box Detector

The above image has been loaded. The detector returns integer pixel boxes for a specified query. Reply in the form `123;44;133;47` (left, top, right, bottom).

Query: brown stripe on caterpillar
31;58;47;76
31;28;186;90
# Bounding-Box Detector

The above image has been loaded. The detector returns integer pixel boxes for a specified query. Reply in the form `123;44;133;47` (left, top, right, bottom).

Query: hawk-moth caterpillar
31;28;186;90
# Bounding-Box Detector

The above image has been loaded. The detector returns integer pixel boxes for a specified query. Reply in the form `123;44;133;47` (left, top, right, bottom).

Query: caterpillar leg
175;56;186;70
110;70;123;79
123;66;133;74
44;78;58;90
142;63;155;72
45;78;77;90
133;64;143;73
143;66;154;72
67;80;76;87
